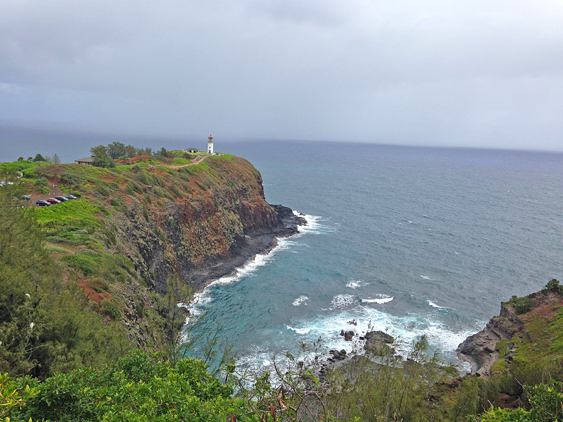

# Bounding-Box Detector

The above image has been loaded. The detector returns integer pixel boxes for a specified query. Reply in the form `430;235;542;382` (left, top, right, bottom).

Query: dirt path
167;155;210;169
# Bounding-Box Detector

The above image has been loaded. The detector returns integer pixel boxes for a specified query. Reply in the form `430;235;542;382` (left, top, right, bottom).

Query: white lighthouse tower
207;135;214;155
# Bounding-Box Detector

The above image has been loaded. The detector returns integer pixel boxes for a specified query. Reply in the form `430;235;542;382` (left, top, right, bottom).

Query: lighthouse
207;135;214;155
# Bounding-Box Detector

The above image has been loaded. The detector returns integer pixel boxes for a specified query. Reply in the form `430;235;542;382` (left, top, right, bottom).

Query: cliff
17;154;304;349
457;281;563;376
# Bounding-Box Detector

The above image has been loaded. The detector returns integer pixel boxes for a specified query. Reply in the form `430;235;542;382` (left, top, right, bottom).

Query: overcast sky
1;0;562;151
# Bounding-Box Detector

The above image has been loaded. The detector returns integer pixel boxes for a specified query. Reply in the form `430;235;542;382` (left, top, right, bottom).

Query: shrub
506;295;534;315
96;185;110;197
543;279;563;295
100;299;121;320
33;177;48;187
13;351;239;422
169;184;181;197
124;183;136;196
141;204;149;221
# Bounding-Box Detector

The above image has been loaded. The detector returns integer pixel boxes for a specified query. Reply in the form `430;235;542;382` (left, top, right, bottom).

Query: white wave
427;300;449;309
362;295;394;304
279;307;481;364
293;295;309;306
187;210;321;321
346;280;365;289
293;211;335;236
330;294;356;309
286;325;313;335
420;275;433;280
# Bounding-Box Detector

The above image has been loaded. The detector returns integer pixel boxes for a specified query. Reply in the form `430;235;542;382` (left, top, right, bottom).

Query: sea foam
427;300;449;309
292;295;309;306
330;294;356;309
346;280;365;289
187;212;320;319
361;294;394;304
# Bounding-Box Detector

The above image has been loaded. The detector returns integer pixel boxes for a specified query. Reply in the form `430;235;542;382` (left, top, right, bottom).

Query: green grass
44;243;73;254
170;157;191;165
548;307;563;356
33;200;109;249
61;250;137;284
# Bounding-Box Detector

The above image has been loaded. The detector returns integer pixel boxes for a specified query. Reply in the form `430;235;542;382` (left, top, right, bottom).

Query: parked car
22;195;31;200
65;194;78;200
46;198;61;204
55;196;68;202
36;200;50;207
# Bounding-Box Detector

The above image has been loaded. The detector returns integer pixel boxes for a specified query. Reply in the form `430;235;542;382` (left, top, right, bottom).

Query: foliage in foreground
470;382;563;421
0;183;132;379
11;350;242;422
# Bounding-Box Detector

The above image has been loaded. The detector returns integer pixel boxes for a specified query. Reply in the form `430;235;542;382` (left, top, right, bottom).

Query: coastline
187;205;307;310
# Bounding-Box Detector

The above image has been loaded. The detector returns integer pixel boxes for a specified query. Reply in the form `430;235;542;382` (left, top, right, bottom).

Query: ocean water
185;141;563;370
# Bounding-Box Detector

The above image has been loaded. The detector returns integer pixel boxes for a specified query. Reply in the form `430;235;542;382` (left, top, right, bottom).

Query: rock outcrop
456;311;523;376
364;330;395;355
457;289;563;376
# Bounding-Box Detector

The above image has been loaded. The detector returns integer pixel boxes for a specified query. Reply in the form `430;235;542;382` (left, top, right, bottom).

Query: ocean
2;133;562;370
183;141;563;371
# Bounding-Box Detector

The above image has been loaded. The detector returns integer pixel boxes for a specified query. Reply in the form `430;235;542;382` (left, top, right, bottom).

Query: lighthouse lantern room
207;135;214;155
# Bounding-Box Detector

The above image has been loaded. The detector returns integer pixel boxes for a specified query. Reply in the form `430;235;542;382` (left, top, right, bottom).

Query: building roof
75;156;94;163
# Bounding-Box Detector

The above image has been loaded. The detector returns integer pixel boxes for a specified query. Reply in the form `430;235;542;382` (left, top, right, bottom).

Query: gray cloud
0;0;562;150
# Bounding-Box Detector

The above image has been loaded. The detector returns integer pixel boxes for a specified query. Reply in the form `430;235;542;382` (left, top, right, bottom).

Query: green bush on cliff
506;295;534;315
542;278;563;295
62;251;136;283
470;381;563;421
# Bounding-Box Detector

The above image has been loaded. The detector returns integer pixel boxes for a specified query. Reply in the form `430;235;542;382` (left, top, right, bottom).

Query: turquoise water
185;141;563;369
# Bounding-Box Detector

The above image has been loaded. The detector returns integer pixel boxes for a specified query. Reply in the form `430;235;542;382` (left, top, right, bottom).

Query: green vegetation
34;200;109;249
0;183;132;380
505;295;534;315
62;251;136;283
10;351;241;422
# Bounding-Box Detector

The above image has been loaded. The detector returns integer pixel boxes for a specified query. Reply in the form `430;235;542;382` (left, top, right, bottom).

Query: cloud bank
1;0;562;150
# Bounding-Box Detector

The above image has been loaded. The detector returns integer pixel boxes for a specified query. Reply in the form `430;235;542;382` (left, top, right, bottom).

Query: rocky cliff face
457;288;563;376
108;156;304;292
457;307;524;376
30;154;305;349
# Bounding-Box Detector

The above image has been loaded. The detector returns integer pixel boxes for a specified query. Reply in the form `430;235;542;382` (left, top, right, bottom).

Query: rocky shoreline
316;284;563;382
189;204;306;290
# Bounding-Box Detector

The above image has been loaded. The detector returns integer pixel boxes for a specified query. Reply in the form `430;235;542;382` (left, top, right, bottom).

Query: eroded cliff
26;154;304;349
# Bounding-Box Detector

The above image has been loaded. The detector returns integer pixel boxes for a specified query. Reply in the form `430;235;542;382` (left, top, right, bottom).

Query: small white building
207;135;214;155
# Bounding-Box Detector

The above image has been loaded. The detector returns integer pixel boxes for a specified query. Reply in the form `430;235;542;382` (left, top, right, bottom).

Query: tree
32;154;45;162
90;145;115;168
136;147;152;156
155;147;171;158
124;144;137;158
107;142;126;159
52;154;61;164
17;157;23;161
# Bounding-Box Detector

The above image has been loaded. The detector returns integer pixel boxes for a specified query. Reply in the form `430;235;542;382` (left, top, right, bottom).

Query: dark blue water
185;141;563;369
